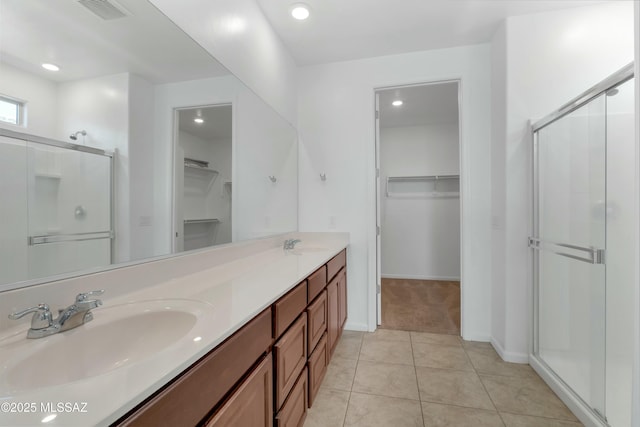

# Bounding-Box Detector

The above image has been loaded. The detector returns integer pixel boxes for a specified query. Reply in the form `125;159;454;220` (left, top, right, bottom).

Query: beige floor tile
480;375;579;422
416;366;495;410
322;357;358;391
344;392;423;427
413;342;473;371
461;340;494;351
422;402;505;427
465;346;535;378
500;412;584;427
304;388;350;427
411;331;462;347
359;338;414;365
364;329;411;342
334;332;363;360
352;360;419;400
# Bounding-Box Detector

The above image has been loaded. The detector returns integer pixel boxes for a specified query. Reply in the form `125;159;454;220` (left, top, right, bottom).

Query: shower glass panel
26;142;112;280
535;94;606;415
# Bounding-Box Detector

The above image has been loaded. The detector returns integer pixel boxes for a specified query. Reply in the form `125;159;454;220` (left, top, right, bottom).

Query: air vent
78;0;129;20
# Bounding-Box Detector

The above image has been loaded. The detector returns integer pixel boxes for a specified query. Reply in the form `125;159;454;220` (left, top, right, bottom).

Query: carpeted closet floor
380;278;460;335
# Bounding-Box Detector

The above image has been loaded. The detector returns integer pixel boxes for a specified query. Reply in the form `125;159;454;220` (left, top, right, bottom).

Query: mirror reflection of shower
69;130;87;143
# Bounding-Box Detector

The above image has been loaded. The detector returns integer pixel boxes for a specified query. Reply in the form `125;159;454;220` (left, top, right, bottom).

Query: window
0;95;25;126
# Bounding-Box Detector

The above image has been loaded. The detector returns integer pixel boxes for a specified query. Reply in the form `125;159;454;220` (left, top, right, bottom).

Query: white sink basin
0;299;213;394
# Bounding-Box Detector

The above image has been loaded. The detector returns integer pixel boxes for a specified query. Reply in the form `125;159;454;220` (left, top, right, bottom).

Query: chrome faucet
8;290;104;339
283;239;301;250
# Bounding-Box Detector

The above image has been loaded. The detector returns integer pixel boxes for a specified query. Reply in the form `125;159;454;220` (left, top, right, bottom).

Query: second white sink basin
0;299;213;394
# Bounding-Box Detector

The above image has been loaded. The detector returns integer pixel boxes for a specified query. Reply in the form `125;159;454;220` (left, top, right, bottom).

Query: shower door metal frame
530;62;634;425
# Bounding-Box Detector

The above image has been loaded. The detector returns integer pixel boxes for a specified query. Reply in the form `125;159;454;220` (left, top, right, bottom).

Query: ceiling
0;0;229;84
378;82;459;128
179;105;233;141
255;0;606;65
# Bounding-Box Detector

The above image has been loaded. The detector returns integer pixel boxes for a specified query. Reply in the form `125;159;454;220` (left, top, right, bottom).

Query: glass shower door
533;94;606;416
26;142;112;281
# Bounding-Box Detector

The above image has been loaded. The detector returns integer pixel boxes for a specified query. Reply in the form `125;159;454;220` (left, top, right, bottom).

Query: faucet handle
75;289;105;304
8;304;53;330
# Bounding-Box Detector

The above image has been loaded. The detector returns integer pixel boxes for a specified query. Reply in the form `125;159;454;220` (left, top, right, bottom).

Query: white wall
148;0;298;126
490;21;508;359
297;44;492;338
128;74;157;261
0;63;57;137
490;2;635;365
380;124;460;280
632;3;639;426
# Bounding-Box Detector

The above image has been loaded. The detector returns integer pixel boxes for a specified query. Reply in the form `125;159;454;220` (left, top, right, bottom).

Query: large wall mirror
0;0;298;292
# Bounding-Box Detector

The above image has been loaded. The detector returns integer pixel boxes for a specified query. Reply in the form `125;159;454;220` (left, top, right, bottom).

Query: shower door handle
28;231;114;246
528;237;605;265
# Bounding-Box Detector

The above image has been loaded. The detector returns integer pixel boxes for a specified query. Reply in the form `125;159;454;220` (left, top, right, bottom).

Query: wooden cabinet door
306;290;327;354
307;333;328;408
205;353;273;427
274;313;307;409
338;269;347;330
327;277;339;357
275;368;308;427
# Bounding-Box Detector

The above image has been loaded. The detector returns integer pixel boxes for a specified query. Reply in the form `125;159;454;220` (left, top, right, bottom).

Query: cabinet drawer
118;309;272;427
307;266;327;303
275;367;308;427
205;354;273;427
274;312;307;409
307;333;328;408
274;281;307;338
327;249;346;282
306;290;327;354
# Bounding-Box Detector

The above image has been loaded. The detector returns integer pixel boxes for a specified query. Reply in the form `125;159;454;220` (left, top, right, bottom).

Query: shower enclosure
0;130;113;288
530;64;635;427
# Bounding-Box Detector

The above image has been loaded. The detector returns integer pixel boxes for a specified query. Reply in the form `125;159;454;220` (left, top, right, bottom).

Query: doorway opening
375;81;462;335
173;104;233;253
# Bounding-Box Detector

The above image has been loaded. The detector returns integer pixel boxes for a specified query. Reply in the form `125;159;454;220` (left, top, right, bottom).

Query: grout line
340;333;364;427
409;331;426;426
463;343;506;426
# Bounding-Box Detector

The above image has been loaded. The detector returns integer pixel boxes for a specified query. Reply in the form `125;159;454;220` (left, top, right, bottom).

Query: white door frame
373;78;464;332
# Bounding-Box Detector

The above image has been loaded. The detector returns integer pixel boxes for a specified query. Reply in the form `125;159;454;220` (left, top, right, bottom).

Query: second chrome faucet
8;290;104;339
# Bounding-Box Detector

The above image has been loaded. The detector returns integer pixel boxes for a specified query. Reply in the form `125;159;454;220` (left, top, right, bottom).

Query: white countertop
0;235;348;426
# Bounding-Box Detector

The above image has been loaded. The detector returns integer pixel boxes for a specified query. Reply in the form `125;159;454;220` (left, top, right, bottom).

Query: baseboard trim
344;321;369;332
490;337;529;364
530;355;606;427
381;274;461;281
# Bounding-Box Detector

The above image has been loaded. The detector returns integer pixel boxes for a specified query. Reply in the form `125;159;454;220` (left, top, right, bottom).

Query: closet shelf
184;218;221;225
387;175;459;181
386;174;460;198
184;163;219;175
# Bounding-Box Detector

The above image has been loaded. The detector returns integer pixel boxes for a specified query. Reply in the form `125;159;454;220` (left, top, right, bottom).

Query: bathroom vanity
116;248;347;427
0;233;348;427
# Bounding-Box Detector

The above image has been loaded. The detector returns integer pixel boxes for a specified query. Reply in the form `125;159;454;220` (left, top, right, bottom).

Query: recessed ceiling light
392;100;403;107
291;3;310;20
194;117;204;124
42;63;60;72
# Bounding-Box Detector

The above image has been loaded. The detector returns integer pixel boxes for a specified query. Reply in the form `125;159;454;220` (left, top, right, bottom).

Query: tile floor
304;330;583;427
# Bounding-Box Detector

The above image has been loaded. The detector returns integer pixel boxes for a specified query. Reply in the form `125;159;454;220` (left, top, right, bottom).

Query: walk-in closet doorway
375;81;462;335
